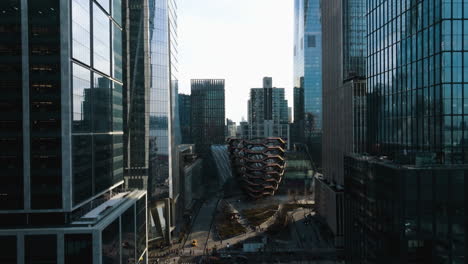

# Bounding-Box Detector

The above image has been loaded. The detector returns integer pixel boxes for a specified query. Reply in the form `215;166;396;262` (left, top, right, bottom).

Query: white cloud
178;0;294;123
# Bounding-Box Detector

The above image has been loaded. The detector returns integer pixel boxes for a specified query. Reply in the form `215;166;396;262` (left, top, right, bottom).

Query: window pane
65;234;92;264
0;236;16;264
102;219;120;264
93;3;111;75
72;63;91;133
25;235;57;264
72;0;90;64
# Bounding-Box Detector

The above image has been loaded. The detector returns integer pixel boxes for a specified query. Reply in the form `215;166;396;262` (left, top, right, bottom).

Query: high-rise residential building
179;93;192;143
293;0;323;164
0;0;148;263
344;1;466;263
191;79;226;156
318;0;367;248
246;77;290;147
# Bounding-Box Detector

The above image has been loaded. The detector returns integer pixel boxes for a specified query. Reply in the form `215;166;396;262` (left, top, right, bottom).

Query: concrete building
318;0;367;248
246;77;290;148
0;0;149;262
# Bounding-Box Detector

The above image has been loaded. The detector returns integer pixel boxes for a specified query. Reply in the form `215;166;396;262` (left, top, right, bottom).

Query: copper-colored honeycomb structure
228;138;286;199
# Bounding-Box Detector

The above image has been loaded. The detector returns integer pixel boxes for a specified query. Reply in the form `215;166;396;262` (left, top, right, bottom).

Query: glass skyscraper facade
343;0;467;263
179;93;192;144
148;0;178;199
294;0;323;166
320;0;367;248
0;0;148;263
294;0;322;131
367;0;468;160
191;79;226;156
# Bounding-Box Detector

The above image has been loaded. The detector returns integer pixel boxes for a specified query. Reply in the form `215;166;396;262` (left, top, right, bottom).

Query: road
183;198;219;255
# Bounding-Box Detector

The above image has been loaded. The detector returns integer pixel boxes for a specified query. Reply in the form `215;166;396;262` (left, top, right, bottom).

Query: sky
177;0;294;123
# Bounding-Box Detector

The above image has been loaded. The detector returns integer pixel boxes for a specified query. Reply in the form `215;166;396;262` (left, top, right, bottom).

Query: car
191;239;198;247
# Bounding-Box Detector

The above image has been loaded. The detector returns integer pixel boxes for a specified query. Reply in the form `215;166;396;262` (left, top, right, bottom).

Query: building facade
294;0;323;165
124;0;178;244
178;93;192;144
190;79;226;156
246;77;290;147
226;118;237;138
0;0;148;262
319;0;367;248
344;0;467;262
147;0;179;243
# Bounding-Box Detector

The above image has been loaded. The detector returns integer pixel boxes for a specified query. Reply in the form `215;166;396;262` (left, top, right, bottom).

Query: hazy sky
178;0;294;123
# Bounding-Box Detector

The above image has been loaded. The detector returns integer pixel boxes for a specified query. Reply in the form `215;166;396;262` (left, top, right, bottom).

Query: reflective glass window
121;205;136;264
93;74;112;132
112;0;122;25
0;236;16;264
0;0;24;209
93;3;111;75
72;63;92;133
96;0;109;13
25;235;57;264
28;0;62;210
113;24;123;81
94;134;113;193
72;135;92;205
136;195;146;258
65;234;92;264
113;134;123;184
72;0;90;65
113;82;123;131
102;219;120;264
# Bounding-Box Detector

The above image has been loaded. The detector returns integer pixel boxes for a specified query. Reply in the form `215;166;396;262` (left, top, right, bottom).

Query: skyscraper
0;0;148;262
246;77;290;147
191;79;226;156
226;118;237;138
344;0;466;262
125;0;179;244
294;0;323;165
179;93;192;144
319;0;366;248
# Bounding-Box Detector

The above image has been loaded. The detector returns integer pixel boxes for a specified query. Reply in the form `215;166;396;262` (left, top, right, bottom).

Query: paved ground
291;208;330;249
149;194;337;264
183;198;220;255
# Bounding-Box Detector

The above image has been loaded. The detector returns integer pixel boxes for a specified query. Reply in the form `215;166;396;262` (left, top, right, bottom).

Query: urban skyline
1;0;467;263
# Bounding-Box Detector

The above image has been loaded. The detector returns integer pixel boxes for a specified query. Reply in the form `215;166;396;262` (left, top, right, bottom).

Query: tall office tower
147;0;179;244
345;1;467;263
191;79;226;156
319;0;366;248
179;93;192;144
293;0;322;164
0;0;148;263
247;77;290;147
